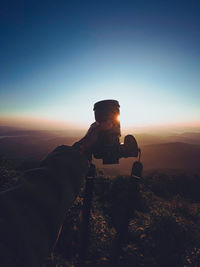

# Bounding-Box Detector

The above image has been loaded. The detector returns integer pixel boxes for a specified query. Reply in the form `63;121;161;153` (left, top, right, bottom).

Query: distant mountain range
132;132;200;146
0;126;200;173
116;142;200;175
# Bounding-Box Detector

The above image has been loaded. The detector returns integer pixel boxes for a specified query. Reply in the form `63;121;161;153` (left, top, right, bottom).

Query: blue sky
0;0;199;128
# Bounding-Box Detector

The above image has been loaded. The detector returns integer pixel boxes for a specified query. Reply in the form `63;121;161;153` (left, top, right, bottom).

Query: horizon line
0;115;200;133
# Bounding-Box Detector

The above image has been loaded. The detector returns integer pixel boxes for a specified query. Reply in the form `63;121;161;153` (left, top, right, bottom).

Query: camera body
92;100;139;164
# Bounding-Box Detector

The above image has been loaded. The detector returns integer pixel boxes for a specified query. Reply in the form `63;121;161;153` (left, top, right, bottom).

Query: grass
1;157;200;266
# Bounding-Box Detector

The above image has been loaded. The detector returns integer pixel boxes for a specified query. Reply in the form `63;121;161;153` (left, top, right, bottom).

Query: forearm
0;145;88;267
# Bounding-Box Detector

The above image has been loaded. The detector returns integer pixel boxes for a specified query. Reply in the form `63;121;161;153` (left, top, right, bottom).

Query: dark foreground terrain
1;156;200;267
1;127;200;266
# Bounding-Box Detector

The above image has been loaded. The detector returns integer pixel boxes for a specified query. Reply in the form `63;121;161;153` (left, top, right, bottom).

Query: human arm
0;121;113;266
0;145;88;267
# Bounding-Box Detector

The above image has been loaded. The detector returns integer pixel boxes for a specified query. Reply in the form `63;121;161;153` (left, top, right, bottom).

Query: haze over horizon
1;0;199;130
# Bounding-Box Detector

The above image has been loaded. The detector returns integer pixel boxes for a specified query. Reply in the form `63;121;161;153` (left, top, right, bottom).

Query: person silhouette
0;122;111;267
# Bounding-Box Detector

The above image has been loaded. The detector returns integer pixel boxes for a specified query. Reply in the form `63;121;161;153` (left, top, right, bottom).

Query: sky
0;0;200;131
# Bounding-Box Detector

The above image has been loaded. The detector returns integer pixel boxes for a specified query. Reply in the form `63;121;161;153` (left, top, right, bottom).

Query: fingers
87;120;114;138
77;120;115;154
86;122;99;135
98;120;114;131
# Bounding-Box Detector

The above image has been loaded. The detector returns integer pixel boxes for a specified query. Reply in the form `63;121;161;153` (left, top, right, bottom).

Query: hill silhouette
0;128;76;166
134;132;200;145
116;142;200;175
0;127;200;173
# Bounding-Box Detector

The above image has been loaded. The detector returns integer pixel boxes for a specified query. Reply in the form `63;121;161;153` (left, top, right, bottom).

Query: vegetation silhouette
1;157;200;266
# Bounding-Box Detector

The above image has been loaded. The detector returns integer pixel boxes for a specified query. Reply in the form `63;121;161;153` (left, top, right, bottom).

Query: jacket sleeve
0;145;88;267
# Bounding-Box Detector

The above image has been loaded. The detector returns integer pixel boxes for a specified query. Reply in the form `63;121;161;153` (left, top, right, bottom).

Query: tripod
79;154;143;267
79;161;96;267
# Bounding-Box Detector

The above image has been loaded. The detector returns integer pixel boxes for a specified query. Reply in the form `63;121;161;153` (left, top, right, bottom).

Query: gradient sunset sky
0;0;199;130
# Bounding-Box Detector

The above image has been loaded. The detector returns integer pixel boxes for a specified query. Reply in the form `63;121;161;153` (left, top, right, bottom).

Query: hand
76;121;113;154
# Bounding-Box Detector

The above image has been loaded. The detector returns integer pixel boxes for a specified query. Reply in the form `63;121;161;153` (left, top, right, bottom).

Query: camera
92;100;139;164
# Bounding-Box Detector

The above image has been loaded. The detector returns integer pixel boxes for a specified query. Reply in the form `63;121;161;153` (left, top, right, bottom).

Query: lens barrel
93;100;120;122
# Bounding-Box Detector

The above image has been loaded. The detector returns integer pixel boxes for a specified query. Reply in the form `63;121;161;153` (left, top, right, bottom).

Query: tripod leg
112;219;129;267
79;163;96;267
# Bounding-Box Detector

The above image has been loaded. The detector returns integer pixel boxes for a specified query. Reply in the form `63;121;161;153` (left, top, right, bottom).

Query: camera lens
93;100;120;123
